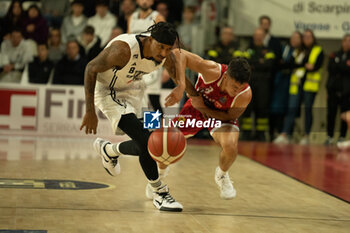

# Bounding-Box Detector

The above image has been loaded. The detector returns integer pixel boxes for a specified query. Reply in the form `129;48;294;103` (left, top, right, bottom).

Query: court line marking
1;206;349;222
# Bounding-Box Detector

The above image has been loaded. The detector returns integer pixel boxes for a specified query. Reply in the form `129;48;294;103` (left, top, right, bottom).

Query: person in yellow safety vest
274;29;324;145
206;26;239;65
238;27;275;141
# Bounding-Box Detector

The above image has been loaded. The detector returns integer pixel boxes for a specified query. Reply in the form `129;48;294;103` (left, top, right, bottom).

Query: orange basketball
148;127;187;165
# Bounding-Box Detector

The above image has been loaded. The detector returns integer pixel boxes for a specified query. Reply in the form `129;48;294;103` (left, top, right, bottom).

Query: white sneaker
299;136;309;145
273;134;290;144
214;167;236;199
153;185;183;212
93;138;120;176
145;167;170;200
337;140;350;150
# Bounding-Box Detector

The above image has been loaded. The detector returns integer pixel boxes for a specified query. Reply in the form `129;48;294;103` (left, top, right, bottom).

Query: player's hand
80;111;98;134
165;84;185;107
189;95;210;119
189;95;205;110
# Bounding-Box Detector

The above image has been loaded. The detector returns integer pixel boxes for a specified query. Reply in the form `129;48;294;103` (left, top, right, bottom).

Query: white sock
159;167;168;177
104;143;120;157
216;166;227;177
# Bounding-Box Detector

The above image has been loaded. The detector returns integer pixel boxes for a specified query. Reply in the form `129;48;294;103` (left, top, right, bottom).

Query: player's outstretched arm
172;49;221;84
80;41;131;134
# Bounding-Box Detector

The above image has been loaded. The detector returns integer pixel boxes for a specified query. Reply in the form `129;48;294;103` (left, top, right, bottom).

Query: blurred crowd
0;0;349;145
204;16;350;145
0;0;186;85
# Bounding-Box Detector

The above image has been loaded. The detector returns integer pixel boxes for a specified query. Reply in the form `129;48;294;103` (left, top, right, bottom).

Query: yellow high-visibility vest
208;50;218;58
303;45;322;92
289;67;305;94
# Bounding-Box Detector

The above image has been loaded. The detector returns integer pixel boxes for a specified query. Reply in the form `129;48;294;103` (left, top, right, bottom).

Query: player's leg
211;125;239;199
118;113;182;211
149;94;163;114
145;99;203;199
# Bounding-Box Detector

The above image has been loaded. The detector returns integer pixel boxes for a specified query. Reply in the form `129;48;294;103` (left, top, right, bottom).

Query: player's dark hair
227;57;251;84
143;22;180;48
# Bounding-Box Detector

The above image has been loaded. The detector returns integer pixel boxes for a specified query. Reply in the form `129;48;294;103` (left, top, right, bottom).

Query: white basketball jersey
96;33;165;92
129;10;159;34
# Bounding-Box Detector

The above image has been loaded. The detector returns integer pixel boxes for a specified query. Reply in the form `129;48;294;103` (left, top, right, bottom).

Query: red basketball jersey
195;64;250;111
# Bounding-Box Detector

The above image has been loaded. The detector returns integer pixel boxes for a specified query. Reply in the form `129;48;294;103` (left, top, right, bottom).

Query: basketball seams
148;127;186;165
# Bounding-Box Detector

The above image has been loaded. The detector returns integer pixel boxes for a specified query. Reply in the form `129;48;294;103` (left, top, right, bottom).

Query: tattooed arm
163;51;186;106
80;41;131;134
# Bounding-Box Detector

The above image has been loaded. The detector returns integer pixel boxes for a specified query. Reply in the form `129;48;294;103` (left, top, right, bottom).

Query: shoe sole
153;202;183;212
220;193;236;200
159;206;183;212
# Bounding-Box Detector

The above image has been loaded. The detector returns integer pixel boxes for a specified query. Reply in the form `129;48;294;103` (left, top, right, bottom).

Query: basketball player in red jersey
148;50;252;200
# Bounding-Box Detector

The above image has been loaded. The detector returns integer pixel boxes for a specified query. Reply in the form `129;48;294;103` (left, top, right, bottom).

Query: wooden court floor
0;136;349;233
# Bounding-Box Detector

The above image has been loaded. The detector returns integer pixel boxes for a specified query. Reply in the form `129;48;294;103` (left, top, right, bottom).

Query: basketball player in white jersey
80;22;185;212
128;0;165;114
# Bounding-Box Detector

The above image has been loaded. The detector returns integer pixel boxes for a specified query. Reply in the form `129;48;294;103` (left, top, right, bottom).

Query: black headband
151;30;176;46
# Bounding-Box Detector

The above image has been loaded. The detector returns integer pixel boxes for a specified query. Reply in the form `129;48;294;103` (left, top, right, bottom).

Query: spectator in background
177;6;196;51
155;1;171;22
22;4;49;44
87;0;116;47
206;26;238;64
53;40;87;85
0;0;24;41
61;0;87;44
117;0;136;33
259;15;282;61
298;29;324;144
48;28;65;64
274;29;323;145
325;34;350;145
0;28;33;83
41;0;70;28
240;28;275;141
109;26;123;42
269;31;303;141
128;0;165;34
28;43;54;84
77;25;102;62
154;0;183;24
